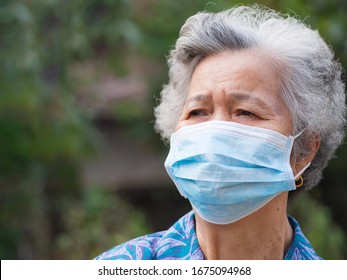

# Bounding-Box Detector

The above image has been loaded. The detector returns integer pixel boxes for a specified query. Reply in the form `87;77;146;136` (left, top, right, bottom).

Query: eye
236;109;260;119
188;109;208;118
240;110;254;116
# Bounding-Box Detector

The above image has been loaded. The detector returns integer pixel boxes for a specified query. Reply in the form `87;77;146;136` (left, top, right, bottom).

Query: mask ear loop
292;127;309;189
292;126;308;140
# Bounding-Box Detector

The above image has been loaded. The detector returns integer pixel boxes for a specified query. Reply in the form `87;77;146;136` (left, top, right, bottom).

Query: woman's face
176;50;320;177
176;50;293;136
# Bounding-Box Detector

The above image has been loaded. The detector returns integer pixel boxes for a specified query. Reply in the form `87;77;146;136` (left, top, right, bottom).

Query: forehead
189;50;281;94
187;51;286;113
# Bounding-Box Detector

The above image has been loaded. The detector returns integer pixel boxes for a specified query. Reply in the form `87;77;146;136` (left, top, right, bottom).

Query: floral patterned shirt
95;211;322;260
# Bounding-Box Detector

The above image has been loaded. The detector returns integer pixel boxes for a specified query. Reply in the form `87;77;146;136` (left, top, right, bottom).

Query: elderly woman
96;5;346;260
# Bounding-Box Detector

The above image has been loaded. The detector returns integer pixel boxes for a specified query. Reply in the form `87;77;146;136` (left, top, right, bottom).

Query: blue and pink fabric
95;211;322;260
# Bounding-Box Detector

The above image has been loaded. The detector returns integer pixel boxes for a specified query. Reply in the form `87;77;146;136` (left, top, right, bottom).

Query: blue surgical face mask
164;120;309;225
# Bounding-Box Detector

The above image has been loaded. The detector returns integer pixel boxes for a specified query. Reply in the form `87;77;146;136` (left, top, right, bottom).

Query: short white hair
154;5;346;189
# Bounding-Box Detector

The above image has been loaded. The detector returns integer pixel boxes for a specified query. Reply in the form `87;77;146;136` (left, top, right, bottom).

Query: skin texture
175;50;320;259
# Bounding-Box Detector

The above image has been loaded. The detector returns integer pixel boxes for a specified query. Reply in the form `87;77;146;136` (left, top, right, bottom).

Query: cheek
175;122;183;131
175;119;192;131
277;114;294;136
267;103;293;136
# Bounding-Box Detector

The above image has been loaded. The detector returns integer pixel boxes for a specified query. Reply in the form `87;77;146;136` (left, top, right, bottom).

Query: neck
195;192;293;260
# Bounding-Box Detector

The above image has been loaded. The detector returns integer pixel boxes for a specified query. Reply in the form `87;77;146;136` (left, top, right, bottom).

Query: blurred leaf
1;0;346;260
56;188;151;259
288;192;347;259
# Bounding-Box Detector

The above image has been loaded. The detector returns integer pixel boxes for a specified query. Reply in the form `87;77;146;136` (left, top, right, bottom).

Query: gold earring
295;176;304;188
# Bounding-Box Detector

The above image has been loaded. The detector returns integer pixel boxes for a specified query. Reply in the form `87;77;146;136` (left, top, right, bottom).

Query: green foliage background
0;0;346;259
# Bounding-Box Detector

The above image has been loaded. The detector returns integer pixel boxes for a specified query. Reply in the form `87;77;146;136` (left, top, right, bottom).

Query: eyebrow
185;94;212;105
185;92;273;111
231;92;272;111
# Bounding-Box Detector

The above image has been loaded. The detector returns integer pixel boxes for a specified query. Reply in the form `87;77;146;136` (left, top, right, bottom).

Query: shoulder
94;231;164;260
94;211;203;260
284;216;323;260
